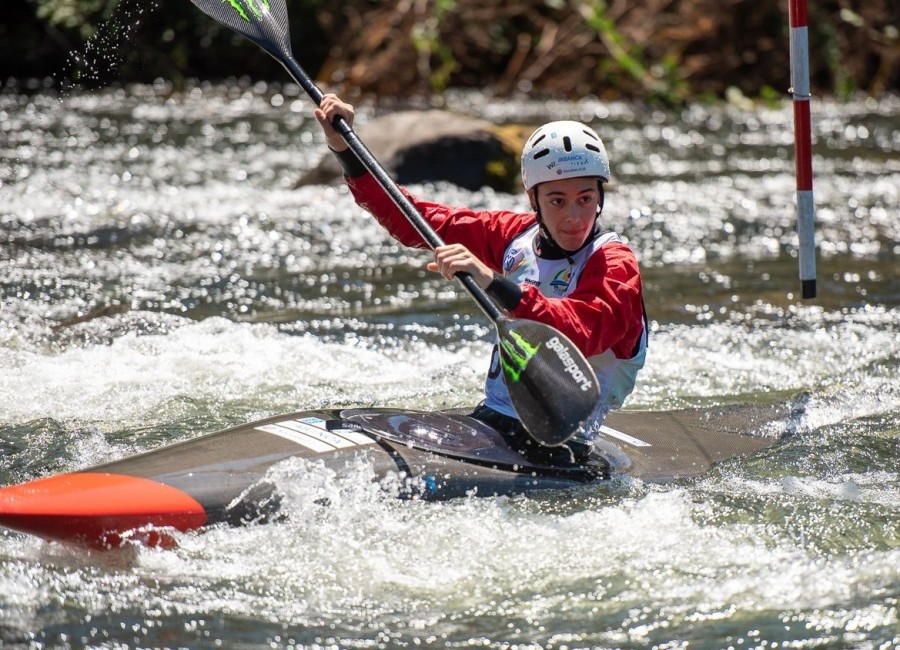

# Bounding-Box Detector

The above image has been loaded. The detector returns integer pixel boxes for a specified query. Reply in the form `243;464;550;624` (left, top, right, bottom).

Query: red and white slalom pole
789;0;817;299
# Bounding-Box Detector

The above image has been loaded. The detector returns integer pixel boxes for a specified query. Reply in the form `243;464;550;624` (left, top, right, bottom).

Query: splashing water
56;0;160;93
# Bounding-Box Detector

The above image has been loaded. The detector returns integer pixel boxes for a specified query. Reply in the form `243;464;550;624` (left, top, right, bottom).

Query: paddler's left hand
314;93;355;152
427;244;494;289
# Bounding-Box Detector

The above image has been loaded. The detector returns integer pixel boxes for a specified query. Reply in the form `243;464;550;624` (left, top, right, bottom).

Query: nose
564;203;590;222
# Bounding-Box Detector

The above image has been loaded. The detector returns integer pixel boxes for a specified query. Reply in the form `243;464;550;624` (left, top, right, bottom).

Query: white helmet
520;120;611;191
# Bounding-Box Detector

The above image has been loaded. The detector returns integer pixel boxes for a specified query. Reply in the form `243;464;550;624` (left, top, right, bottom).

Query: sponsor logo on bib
549;268;572;296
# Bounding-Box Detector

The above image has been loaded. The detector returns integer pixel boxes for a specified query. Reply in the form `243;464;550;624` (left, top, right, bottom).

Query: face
529;177;602;252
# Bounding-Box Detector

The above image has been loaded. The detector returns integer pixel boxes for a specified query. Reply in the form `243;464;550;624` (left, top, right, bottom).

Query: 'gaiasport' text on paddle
186;0;600;445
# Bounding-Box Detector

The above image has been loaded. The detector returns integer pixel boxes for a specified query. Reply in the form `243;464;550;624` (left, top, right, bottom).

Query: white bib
484;224;646;437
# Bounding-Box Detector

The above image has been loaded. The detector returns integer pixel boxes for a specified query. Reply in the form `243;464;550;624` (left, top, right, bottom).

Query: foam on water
0;315;485;457
3;469;898;647
635;304;899;410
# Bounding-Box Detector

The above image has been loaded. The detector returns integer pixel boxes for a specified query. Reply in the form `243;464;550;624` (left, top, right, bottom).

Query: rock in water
298;110;526;192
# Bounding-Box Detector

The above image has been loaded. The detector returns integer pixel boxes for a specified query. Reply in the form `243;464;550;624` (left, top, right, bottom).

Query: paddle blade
189;0;293;61
497;318;601;447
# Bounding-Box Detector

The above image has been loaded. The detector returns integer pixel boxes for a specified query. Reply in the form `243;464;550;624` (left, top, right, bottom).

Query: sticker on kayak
298;417;375;446
256;417;375;452
598;425;651;447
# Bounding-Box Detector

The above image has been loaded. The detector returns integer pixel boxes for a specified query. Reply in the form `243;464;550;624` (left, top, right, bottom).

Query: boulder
297;110;529;193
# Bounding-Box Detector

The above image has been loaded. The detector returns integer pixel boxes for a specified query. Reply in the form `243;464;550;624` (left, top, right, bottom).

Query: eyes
545;193;598;209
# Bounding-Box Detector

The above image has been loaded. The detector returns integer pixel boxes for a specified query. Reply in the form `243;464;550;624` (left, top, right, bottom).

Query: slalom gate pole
789;0;817;299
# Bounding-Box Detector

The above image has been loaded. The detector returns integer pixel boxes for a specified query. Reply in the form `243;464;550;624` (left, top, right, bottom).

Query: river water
1;83;898;649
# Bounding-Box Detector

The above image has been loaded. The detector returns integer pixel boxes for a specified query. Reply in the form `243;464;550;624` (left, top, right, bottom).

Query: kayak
0;402;793;551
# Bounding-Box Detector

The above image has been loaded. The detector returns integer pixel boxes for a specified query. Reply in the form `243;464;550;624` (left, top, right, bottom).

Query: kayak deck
0;401;796;550
599;401;794;481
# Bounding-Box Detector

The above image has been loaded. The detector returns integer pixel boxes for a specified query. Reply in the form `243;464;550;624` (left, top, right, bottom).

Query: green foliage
6;0;897;98
819;21;857;100
582;0;684;105
36;0;120;38
583;2;645;83
410;0;459;93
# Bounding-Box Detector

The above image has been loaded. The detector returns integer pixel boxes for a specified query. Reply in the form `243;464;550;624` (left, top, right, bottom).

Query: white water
1;87;898;648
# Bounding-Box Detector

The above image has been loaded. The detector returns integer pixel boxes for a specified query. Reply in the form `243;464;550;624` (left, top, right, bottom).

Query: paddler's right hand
315;94;355;152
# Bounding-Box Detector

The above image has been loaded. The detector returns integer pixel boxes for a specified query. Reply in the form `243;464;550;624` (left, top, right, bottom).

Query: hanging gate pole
789;0;817;299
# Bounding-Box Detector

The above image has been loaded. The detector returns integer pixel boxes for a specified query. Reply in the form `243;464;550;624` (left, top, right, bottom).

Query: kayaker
315;95;647;464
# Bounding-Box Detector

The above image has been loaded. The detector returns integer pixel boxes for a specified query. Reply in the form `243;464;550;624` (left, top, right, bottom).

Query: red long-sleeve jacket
346;173;645;360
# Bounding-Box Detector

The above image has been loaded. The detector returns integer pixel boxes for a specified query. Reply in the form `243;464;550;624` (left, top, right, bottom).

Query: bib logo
225;0;270;21
503;248;525;274
549;268;572;296
504;247;535;282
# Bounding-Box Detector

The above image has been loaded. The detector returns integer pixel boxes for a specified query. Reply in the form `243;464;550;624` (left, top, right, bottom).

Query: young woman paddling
315;95;647;464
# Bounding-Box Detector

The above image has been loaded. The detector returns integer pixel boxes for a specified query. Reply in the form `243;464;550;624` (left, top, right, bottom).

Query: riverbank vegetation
5;0;898;102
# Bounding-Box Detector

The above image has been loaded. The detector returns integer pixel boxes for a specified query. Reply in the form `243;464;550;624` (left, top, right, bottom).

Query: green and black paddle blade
496;318;599;446
188;0;326;103
189;0;292;63
187;0;601;447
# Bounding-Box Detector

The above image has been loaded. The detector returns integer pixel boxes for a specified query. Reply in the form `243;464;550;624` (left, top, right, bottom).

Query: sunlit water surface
1;84;898;649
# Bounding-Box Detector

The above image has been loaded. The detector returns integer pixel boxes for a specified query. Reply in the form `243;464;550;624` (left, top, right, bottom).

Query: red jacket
346;173;645;360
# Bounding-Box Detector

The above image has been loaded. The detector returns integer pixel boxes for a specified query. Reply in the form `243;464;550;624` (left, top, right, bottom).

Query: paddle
187;0;601;446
